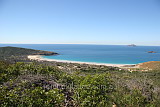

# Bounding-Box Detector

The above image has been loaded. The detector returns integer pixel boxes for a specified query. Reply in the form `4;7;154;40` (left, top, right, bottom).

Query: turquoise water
1;44;160;64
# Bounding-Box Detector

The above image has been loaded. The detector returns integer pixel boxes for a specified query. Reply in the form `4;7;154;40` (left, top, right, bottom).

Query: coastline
28;55;136;67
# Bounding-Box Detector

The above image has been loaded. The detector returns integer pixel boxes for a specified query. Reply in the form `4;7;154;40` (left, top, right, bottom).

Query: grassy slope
138;61;160;70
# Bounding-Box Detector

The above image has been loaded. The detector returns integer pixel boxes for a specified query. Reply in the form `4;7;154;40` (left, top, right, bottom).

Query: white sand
28;55;134;67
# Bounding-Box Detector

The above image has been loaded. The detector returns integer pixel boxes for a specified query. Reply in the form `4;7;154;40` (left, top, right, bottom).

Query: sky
0;0;160;46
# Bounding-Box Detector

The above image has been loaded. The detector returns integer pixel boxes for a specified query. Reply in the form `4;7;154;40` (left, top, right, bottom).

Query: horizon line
0;43;160;47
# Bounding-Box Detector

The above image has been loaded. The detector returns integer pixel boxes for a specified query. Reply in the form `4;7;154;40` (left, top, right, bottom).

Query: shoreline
28;55;136;67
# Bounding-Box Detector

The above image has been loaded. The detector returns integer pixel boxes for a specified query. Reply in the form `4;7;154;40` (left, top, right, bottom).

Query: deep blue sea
0;44;160;64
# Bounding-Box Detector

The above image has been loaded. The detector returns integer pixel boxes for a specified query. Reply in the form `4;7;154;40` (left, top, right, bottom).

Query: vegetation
0;46;58;56
0;46;57;62
0;47;160;106
138;61;160;70
0;61;160;107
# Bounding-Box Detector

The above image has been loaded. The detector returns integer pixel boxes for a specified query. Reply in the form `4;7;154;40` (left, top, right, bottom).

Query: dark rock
148;51;157;53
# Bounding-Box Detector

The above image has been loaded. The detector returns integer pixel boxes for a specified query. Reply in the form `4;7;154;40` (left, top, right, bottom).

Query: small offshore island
148;51;157;53
0;46;160;106
128;44;137;47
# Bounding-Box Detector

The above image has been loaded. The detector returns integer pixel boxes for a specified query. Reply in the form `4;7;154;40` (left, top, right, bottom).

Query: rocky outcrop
148;51;157;53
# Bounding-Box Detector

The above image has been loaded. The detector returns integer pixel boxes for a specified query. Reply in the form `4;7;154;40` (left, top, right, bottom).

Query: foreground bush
0;61;160;107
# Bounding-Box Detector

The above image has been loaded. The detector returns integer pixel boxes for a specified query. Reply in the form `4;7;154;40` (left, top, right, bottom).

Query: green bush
73;74;114;107
0;86;65;107
0;61;160;107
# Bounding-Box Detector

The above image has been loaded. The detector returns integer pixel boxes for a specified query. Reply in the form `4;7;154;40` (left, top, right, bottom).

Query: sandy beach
28;55;135;67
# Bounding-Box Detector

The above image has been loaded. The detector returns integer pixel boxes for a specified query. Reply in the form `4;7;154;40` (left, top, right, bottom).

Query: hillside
0;46;58;56
138;61;160;70
0;46;58;62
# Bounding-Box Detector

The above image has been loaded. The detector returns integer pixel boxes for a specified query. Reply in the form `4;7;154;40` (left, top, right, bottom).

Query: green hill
0;46;58;56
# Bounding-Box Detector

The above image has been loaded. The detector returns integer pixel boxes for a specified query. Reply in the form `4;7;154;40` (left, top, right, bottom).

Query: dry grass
137;61;160;70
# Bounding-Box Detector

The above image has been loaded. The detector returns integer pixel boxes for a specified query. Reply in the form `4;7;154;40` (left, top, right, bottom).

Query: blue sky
0;0;160;46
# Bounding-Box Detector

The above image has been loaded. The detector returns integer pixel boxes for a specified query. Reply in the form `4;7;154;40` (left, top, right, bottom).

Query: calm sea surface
1;44;160;64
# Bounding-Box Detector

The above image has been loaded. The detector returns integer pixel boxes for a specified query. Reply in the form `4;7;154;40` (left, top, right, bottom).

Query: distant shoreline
28;55;136;67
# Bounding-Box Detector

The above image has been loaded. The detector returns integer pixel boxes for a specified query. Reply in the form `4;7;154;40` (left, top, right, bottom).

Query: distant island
128;44;136;47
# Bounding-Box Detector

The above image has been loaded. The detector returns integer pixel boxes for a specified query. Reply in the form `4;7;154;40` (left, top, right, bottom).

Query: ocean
0;44;160;64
